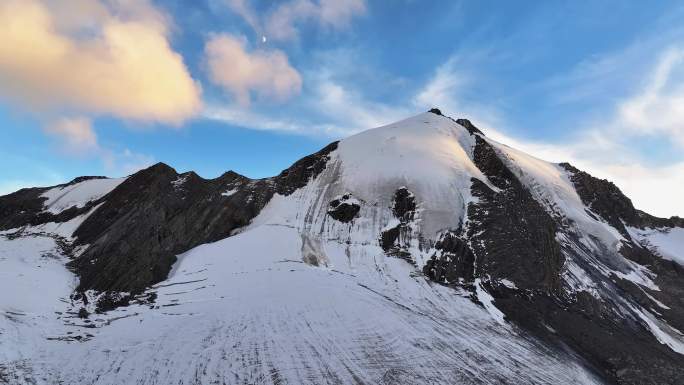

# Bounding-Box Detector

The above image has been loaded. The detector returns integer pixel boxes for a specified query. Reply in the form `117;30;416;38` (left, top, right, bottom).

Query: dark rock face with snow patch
327;193;360;222
423;231;475;284
0;176;108;230
380;187;418;263
560;162;682;232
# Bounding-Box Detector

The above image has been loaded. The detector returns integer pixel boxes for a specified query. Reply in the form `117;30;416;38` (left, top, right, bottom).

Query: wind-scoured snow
628;226;684;266
40;178;125;214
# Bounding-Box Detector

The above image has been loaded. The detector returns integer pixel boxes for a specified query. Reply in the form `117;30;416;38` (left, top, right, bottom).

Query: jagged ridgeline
1;110;683;385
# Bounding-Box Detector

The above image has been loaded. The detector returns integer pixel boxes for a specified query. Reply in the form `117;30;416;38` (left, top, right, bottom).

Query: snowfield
40;177;125;214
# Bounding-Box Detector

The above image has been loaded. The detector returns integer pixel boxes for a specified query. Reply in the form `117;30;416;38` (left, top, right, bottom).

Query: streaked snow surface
0;224;602;384
40;178;125;214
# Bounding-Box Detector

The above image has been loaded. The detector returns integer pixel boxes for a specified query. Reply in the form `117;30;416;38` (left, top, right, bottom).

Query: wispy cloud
101;148;156;176
204;103;322;135
618;47;684;148
203;72;408;138
44;116;99;156
411;55;504;127
225;0;366;42
42;115;155;177
265;0;366;41
309;77;409;134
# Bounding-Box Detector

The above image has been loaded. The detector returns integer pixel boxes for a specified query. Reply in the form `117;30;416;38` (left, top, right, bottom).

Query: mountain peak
2;111;683;385
425;108;484;136
146;161;175;173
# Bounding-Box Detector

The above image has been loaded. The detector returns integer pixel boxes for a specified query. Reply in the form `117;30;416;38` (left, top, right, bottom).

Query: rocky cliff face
1;111;682;385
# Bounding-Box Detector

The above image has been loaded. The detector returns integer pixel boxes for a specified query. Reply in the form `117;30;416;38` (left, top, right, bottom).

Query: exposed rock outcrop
468;136;564;292
327;193;360;223
380;187;417;263
423;231;475;284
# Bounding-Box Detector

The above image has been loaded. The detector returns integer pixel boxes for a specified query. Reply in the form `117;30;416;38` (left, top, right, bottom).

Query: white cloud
600;162;684;218
0;0;201;125
412;56;505;130
205;34;302;106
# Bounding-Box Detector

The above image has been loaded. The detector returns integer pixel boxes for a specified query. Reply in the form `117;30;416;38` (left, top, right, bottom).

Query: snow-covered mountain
1;110;683;385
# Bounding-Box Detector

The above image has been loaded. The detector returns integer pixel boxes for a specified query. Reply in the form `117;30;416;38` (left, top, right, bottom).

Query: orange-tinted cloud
0;0;201;125
205;34;302;106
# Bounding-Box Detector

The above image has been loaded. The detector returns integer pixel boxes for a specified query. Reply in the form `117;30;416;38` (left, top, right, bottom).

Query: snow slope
0;233;76;383
335;113;492;237
629;226;684;266
40;178;125;214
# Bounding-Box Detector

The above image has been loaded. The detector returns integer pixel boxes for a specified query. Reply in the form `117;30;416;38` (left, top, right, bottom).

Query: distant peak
141;162;177;175
149;161;172;169
428;108;443;116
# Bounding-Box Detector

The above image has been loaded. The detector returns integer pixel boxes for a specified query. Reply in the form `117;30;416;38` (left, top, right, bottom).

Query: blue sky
1;0;683;216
